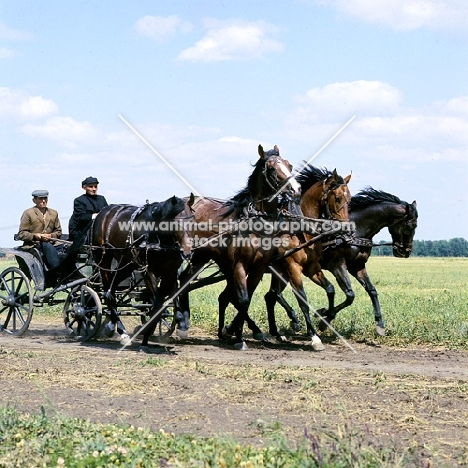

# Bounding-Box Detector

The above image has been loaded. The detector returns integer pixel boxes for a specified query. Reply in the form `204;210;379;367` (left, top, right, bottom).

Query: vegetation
372;238;468;257
189;257;468;350
0;405;424;467
1;257;467;466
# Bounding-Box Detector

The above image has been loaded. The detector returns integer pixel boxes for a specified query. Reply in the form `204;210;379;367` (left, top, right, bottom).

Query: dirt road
1;320;468;465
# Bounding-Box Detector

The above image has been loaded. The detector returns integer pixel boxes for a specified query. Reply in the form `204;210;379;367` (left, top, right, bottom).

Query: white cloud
288;80;401;128
317;0;468;30
284;80;468;163
177;19;284;62
0;47;17;59
0;21;32;40
0;87;58;120
19;116;99;143
134;15;192;41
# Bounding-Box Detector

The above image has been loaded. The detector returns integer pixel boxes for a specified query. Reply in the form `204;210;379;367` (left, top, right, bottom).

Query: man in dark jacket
68;176;108;241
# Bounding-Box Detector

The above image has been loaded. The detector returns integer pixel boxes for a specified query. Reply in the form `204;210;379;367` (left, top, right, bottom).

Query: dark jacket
68;194;108;240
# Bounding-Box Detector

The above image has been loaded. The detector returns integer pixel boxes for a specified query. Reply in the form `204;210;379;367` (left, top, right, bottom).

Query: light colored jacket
17;206;62;247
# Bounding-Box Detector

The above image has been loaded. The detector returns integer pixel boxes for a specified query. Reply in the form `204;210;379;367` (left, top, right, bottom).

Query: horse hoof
290;321;301;333
276;335;288;343
375;325;386;337
318;320;328;332
103;323;115;338
233;341;248;351
222;326;233;339
120;333;132;346
311;335;325;352
176;329;189;339
252;332;264;341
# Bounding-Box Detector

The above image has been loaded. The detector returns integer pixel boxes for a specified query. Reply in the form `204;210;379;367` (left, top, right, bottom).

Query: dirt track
1;319;468;465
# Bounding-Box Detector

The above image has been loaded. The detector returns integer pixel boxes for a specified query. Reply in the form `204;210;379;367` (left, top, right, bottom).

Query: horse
275;187;418;336
90;195;193;350
177;144;302;350
220;165;352;349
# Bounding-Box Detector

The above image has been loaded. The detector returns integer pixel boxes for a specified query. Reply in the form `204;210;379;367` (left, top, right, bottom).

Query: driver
68;176;108;241
17;189;62;269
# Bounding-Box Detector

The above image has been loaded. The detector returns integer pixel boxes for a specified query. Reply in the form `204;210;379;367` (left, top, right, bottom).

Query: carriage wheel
0;267;34;337
63;285;102;341
134;307;176;343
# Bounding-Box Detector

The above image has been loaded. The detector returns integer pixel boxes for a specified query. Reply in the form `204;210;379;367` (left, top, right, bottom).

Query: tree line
372;238;468;257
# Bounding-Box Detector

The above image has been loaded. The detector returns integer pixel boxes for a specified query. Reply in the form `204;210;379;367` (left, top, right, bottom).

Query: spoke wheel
0;267;34;336
134;308;176;343
152;307;177;342
63;285;102;341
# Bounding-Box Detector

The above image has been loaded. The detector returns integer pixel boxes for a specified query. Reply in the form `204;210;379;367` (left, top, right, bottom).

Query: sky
1;0;467;247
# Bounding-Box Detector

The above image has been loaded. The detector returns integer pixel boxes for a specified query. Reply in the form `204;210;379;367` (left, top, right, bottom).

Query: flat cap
32;189;49;198
82;176;99;186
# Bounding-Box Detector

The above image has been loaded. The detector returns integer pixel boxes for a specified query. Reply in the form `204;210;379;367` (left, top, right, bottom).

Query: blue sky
1;0;467;247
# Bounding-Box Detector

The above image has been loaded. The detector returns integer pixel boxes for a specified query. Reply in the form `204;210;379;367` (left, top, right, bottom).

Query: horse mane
149;196;186;220
223;157;268;219
350;187;403;211
296;163;346;192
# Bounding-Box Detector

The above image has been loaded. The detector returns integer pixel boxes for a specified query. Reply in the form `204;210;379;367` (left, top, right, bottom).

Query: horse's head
321;169;352;221
388;200;418;258
149;195;193;259
258;144;301;199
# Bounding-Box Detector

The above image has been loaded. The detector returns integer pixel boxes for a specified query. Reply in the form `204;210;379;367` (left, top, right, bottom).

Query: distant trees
371;238;468;257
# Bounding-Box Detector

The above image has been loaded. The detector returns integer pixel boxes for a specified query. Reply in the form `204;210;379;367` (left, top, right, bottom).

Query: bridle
391;205;417;255
320;181;351;221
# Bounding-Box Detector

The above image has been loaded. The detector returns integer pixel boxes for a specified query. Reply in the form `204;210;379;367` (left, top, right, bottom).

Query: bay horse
177;144;302;350
220;165;352;349
91;195;193;350
276;187;418;336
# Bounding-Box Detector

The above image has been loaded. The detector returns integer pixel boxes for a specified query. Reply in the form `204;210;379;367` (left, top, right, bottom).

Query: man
17;189;62;269
68;176;108;241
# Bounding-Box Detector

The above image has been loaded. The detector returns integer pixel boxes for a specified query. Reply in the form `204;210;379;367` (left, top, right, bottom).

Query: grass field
1;256;467;467
1;256;467;349
187;256;468;350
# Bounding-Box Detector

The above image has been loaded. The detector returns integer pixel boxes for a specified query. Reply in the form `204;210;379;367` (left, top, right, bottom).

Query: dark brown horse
177;144;302;350
91;195;193;350
275;187;418;336
220;165;352;350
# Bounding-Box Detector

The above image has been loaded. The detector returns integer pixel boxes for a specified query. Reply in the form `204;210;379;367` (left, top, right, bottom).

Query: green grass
0;405;422;468
188;257;468;349
2;256;467;348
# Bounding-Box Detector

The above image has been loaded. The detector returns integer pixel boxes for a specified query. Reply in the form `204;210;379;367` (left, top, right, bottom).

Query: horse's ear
273;145;279;154
171;195;178;204
344;173;351;184
412;200;417;208
332;168;338;179
258;144;265;158
188;193;195;208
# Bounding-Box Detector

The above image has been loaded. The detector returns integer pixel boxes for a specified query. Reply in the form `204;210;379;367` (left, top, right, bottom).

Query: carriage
2;144;407;351
0;242;182;342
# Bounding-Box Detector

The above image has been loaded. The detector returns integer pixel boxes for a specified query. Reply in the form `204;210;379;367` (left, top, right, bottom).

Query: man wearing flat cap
68;176;108;241
17;190;62;269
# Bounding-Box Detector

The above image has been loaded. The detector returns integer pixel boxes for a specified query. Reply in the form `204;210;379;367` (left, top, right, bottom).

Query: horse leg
288;266;325;351
264;272;291;341
220;286;263;341
352;267;385;336
99;261;131;345
274;291;301;332
311;270;335;322
224;264;266;350
139;270;165;351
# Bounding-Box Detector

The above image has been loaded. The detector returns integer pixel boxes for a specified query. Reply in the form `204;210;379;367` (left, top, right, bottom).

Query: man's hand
33;233;51;241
